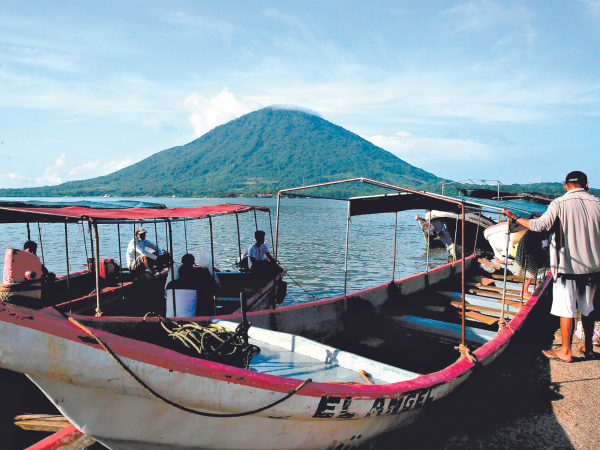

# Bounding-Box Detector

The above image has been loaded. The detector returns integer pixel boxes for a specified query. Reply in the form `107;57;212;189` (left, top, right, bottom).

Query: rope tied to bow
498;321;516;335
456;343;480;365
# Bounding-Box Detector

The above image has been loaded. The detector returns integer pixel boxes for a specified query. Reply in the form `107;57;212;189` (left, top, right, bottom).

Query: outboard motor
0;248;43;303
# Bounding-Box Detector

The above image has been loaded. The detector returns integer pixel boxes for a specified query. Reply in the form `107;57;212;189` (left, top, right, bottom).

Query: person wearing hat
503;171;600;362
126;227;164;274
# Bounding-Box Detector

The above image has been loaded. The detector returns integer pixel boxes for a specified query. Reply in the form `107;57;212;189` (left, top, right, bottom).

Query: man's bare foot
543;348;572;362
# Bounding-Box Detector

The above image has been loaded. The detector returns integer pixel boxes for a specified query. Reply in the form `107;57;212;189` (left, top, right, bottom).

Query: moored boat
0;179;551;449
415;179;553;259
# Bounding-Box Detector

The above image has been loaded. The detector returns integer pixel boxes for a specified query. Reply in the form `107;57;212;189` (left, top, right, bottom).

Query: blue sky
1;0;600;188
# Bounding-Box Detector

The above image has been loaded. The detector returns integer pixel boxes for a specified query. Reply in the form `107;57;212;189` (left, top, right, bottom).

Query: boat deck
249;343;387;384
216;320;420;385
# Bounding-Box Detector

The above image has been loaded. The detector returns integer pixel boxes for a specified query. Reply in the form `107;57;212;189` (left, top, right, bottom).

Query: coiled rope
62;312;312;418
143;313;260;370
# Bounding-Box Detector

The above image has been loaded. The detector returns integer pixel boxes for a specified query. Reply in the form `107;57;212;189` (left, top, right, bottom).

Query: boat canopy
349;192;464;216
0;199;168;210
445;196;549;218
0;203;270;224
348;192;549;218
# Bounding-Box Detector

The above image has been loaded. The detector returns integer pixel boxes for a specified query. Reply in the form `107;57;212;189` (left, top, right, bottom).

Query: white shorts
551;277;596;318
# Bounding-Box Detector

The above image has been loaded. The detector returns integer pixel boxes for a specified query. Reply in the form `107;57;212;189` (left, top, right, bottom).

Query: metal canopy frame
1;203;272;318
273;176;472;350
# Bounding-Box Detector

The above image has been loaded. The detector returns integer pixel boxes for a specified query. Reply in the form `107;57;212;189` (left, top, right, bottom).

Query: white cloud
365;133;494;179
142;119;161;127
165;11;234;38
368;134;490;160
183;88;262;137
68;158;135;176
395;131;412;137
35;153;66;185
582;0;600;15
268;104;322;117
68;160;101;175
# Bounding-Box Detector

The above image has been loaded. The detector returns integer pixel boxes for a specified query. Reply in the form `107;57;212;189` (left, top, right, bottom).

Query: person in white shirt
248;230;274;269
127;227;163;274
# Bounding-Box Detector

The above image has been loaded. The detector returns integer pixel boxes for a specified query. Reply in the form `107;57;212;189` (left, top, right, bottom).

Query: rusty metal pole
453;214;459;262
81;222;89;262
235;213;242;262
344;201;351;299
64;222;71;309
208;215;216;315
473;212;481;256
425;212;431;273
88;222;95;263
117;223;124;299
268;210;274;251
154;222;159;252
27;223;31;241
392;212;398;281
37;223;45;265
92;221;102;317
183;220;188;254
274;194;282;260
461;204;466;347
164;221;169;255
253;209;258;231
167;219;176;317
520;256;529;306
499;216;512;329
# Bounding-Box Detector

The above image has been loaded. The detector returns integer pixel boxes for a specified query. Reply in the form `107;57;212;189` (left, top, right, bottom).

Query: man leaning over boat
503;170;600;362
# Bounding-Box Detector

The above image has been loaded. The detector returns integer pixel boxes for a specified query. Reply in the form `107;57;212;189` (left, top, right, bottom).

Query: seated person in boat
23;241;55;283
165;254;216;317
248;230;281;279
127;228;166;275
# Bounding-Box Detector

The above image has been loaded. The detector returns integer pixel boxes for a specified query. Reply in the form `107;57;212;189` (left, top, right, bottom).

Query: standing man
503;171;600;362
127;228;164;274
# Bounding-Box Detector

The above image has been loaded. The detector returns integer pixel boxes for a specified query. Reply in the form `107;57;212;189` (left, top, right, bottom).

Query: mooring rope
61;312;312;418
456;343;479;365
284;272;321;301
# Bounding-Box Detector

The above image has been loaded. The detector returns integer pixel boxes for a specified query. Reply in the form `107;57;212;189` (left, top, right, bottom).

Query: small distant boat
0;178;551;449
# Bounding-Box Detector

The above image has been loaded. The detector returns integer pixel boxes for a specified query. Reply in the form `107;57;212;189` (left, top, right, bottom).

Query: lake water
0;197;453;303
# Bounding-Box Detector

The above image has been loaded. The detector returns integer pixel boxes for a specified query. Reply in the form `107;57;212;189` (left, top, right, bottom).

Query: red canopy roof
0;203;270;224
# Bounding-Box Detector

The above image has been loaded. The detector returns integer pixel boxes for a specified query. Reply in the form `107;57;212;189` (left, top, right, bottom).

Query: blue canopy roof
447;196;549;218
0;199;167;210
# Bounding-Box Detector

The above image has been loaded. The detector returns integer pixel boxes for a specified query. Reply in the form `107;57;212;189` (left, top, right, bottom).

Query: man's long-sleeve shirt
529;188;600;279
127;238;162;267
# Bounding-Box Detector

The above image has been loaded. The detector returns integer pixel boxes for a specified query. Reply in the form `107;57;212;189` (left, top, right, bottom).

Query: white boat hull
0;257;550;450
2;319;458;450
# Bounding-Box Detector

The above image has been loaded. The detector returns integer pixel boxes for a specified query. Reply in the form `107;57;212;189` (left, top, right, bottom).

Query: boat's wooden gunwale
0;257;550;402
